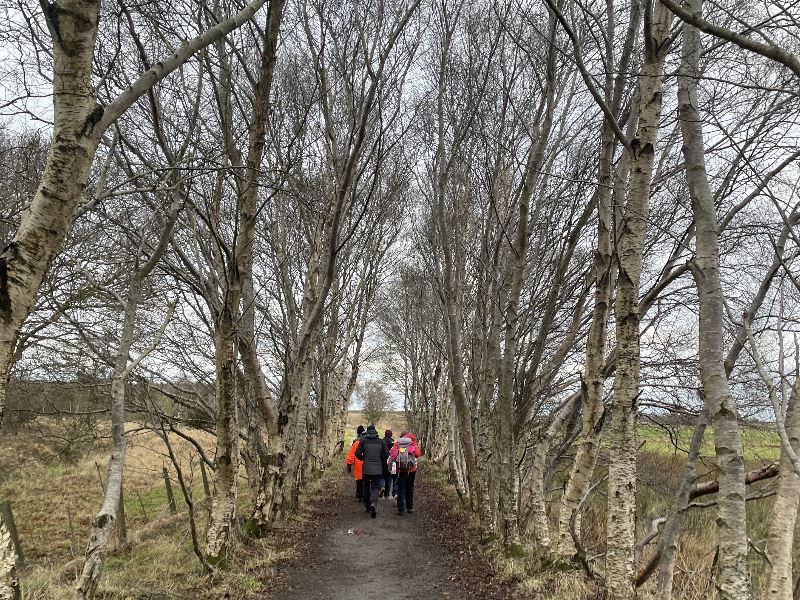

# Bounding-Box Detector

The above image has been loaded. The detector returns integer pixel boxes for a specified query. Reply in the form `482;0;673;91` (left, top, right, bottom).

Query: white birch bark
74;290;139;596
0;4;271;584
201;22;243;563
0;1;101;427
495;18;556;546
605;4;672;598
764;378;800;599
556;0;640;554
74;186;180;598
678;2;749;595
0;4;100;594
529;394;581;548
0;524;18;600
204;296;241;566
433;21;484;516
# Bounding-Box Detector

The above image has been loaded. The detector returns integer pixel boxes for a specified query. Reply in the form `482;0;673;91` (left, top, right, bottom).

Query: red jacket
389;434;421;472
346;438;363;480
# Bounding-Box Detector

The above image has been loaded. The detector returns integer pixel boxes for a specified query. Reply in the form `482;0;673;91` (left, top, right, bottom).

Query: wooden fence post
94;462;105;494
66;506;76;558
135;490;149;522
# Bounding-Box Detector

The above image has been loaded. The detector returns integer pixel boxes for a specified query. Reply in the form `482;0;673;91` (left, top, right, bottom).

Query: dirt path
265;471;517;600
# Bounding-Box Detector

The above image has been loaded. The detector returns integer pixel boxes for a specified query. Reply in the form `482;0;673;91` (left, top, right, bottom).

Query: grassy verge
0;418;341;599
426;425;787;600
3;417;787;599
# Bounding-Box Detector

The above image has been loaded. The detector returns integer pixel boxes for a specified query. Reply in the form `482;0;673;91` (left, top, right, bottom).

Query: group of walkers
346;424;421;518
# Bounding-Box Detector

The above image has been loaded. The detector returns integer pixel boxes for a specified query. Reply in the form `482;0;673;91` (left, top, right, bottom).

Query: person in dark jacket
355;424;389;518
381;429;395;498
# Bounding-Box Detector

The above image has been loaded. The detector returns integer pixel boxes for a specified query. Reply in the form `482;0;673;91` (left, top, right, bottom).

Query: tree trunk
0;519;19;600
442;276;482;511
0;0;102;430
605;5;672;598
0;0;271;427
557;0;640;555
74;279;140;599
764;379;800;599
764;393;800;598
435;121;482;523
678;3;749;596
205;297;241;566
0;6;101;595
556;150;614;555
258;357;314;523
529;394;580;548
447;389;469;503
495;13;556;548
0;1;272;590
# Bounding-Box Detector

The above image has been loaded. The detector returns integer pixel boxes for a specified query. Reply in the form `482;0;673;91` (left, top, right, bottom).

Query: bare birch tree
677;1;749;594
0;0;273;592
604;2;673;597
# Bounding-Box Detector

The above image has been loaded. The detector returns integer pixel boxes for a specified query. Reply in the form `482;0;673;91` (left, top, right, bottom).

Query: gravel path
265;471;518;600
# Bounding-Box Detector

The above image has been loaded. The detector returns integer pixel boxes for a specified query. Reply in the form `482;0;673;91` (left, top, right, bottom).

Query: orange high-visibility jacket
346;438;363;480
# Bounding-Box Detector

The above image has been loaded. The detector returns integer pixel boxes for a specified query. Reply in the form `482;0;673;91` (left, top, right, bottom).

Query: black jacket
382;436;394;474
356;432;389;476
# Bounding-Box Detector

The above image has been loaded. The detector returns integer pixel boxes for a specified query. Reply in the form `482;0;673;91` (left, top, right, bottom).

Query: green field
638;424;780;461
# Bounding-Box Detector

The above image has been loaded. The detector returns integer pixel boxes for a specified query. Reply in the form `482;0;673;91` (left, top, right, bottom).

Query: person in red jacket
346;425;366;501
389;431;421;515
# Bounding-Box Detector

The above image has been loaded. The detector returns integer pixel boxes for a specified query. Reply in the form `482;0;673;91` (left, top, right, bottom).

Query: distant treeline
2;379;213;432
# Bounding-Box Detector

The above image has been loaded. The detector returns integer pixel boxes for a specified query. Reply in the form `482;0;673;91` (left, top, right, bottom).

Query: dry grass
0;418;327;599
566;446;789;599
345;410;407;437
2;415;790;599
0;409;394;599
507;425;787;599
516;569;598;600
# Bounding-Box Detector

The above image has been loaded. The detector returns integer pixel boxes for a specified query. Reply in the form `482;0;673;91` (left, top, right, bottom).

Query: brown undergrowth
419;466;521;599
0;418;334;599
428;434;785;600
423;464;600;600
547;448;788;599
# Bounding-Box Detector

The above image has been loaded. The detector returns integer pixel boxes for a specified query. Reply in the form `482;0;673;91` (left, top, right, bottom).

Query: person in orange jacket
346;425;366;501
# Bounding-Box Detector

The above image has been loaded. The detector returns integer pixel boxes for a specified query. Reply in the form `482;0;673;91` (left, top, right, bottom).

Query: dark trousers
382;470;395;496
355;478;363;501
363;473;382;508
396;471;416;513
